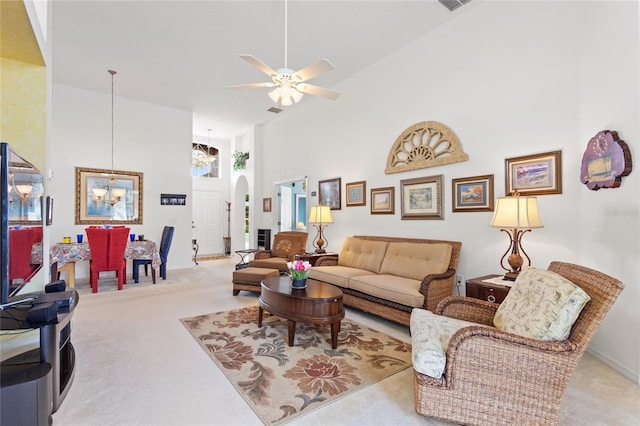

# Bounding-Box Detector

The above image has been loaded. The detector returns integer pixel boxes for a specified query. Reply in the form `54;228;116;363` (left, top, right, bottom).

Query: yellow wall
0;0;46;171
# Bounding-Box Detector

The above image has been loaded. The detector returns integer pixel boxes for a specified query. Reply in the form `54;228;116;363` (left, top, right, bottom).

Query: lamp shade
490;196;543;229
308;205;333;224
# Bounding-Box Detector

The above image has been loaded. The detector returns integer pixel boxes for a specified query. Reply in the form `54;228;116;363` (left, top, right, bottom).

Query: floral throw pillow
493;267;591;341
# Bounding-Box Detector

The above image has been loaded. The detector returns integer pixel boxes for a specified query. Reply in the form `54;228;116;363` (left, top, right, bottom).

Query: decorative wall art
318;177;342;210
75;167;143;225
452;174;494;212
400;175;444;220
345;181;366;207
263;197;272;212
370;187;395;214
580;130;632;190
160;194;186;206
385;121;468;174
505;150;562;196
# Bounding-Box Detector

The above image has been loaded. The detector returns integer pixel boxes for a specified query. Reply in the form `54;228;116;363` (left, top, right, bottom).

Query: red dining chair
86;227;130;293
8;226;42;285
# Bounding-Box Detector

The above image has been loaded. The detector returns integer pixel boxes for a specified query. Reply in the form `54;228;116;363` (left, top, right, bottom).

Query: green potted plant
233;151;250;171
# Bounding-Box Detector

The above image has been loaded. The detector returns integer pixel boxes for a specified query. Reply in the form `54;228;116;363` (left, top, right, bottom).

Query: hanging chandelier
93;69;125;207
192;129;216;169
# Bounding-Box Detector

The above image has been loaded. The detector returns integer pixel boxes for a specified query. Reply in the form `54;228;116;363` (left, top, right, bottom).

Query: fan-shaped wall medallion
385;121;468;174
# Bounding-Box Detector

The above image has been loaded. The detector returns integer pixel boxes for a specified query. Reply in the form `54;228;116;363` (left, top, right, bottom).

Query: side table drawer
466;280;510;304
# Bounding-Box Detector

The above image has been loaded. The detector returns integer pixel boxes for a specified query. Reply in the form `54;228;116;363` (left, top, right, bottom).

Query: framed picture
370;186;395;214
400;175;444;220
452;174;494;212
45;196;54;226
263;197;272;212
75;167;143;225
318;177;341;210
160;193;186;206
345;180;366;207
505;150;562;196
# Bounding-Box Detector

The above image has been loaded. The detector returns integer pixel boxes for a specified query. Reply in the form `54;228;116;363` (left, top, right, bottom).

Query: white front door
279;185;292;231
193;190;223;255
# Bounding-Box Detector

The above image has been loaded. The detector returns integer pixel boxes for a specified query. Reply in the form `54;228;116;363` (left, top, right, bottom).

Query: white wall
257;1;639;382
51;84;194;278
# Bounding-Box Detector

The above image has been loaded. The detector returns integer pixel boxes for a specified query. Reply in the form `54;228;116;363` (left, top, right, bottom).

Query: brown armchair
248;231;308;273
411;261;624;426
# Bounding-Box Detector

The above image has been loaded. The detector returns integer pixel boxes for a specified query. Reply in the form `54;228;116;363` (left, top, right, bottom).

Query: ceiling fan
227;0;340;107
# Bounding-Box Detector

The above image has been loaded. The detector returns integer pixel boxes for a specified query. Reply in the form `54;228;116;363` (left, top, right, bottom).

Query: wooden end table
465;274;512;304
258;276;345;349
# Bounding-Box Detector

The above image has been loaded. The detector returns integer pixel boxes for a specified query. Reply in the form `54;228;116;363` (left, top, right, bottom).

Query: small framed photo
370;187;395;214
263;197;272;212
318;177;341;210
505;150;562;196
452;174;494;212
345;181;366;207
400;175;444;220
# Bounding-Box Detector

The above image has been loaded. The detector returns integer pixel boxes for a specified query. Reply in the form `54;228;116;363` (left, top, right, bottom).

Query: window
192;143;219;178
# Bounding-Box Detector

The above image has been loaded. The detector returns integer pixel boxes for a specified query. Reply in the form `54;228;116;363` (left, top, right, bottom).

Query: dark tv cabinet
1;290;79;422
257;228;271;250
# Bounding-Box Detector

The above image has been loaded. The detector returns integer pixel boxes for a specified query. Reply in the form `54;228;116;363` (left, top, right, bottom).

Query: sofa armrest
418;268;456;312
436;296;498;325
255;250;273;260
314;255;339;267
287;249;307;261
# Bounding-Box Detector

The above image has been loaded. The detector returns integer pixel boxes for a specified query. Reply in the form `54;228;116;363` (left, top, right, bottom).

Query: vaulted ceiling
52;1;475;139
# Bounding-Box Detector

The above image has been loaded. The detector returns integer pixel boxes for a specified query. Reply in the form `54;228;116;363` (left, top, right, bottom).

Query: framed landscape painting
452;174;494;212
345;181;366;207
370;187;395;214
319;177;341;210
505;150;562;196
400;175;444;220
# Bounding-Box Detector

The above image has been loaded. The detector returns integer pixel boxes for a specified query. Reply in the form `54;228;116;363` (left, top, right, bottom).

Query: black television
1;142;44;308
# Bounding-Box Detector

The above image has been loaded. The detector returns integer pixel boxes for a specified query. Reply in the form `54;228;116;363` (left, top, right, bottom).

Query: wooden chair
86;227;129;293
411;261;624;425
132;226;174;283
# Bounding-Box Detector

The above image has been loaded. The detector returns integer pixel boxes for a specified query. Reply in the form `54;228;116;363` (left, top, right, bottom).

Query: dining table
32;240;161;287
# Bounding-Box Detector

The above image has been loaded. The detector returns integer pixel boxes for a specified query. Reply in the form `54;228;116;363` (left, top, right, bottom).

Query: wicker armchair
413;261;624;426
248;231;308;273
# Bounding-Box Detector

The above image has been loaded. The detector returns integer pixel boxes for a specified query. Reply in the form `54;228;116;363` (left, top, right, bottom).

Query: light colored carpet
41;258;639;425
181;306;412;425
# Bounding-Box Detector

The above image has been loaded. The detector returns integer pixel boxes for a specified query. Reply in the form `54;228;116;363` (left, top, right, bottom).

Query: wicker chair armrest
442;325;579;383
436;296;499;325
418;268;456;312
314;256;339;267
287;249;307;261
254;250;273;260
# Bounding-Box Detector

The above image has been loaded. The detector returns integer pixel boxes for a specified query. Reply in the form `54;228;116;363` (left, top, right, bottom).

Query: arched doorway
233;175;250;251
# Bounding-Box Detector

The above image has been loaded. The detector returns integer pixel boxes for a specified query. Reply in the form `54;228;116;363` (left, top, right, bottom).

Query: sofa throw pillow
410;308;489;379
271;238;293;258
493;267;591;341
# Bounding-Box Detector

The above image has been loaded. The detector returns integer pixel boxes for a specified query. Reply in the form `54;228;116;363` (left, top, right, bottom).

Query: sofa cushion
309;266;371;289
410;308;489;378
380;242;452;281
349;274;424;307
248;257;289;272
493;267;591;341
337;237;389;273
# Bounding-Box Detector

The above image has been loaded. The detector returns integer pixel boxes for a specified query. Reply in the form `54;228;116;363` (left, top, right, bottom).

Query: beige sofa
309;235;462;326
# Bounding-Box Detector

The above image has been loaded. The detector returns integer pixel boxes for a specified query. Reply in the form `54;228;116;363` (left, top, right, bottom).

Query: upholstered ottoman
232;267;280;295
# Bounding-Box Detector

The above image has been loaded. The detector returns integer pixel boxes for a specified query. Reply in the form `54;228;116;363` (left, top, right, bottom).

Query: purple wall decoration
580;130;632;190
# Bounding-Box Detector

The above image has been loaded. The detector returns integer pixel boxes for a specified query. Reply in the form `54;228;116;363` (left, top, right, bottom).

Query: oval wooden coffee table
258;276;345;349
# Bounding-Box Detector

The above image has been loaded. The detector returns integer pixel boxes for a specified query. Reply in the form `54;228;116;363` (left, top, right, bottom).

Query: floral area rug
180;306;412;425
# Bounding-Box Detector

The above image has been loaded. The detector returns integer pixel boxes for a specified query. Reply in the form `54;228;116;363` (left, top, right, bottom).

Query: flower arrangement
287;259;312;280
233;151;250;171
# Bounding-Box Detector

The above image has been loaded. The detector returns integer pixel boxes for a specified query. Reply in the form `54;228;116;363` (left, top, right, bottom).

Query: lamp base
503;271;519;281
314;248;326;254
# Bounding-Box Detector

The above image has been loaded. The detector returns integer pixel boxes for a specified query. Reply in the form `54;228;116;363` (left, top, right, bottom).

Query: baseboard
586;346;639;384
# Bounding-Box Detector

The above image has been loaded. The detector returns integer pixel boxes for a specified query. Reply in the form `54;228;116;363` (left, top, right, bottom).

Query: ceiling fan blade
293;59;335;82
297;83;341;100
227;82;277;90
239;55;278;77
